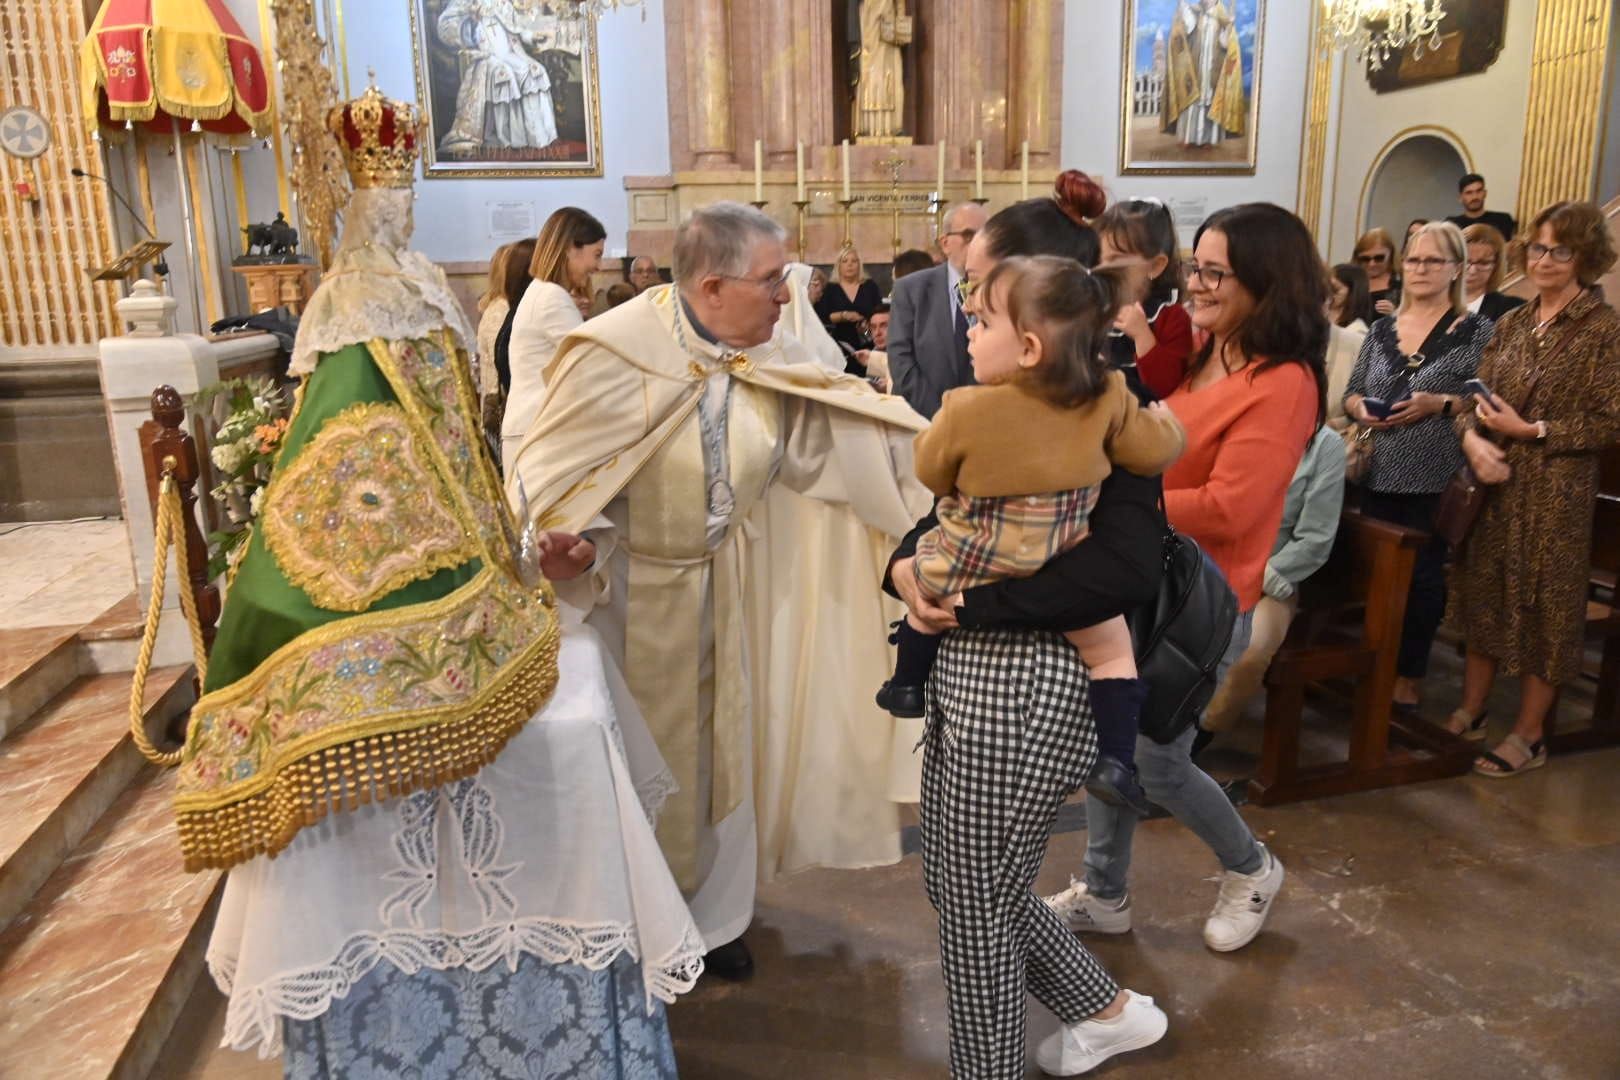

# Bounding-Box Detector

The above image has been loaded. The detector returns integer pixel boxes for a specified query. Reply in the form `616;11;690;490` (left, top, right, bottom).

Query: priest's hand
538;531;596;581
891;557;960;633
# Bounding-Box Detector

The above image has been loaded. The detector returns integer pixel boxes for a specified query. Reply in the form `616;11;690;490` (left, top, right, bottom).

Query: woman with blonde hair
1452;201;1620;774
476;237;535;449
1461;222;1526;323
1344;221;1491;714
500;207;606;470
814;243;884;372
1353;227;1401;316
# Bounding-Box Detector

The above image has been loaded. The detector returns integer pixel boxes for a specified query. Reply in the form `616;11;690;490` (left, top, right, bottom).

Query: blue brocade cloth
282;952;678;1079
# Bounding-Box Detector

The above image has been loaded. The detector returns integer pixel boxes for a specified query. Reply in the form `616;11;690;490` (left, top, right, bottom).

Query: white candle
1020;140;1030;199
974;139;984;199
795;142;806;202
841;140;851;200
754;139;764;202
936;140;946;197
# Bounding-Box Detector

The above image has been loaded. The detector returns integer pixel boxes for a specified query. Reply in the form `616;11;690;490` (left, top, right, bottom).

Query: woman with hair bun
883;174;1177;1078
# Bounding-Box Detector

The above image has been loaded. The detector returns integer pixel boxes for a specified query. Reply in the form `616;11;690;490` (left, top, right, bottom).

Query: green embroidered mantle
177;332;558;872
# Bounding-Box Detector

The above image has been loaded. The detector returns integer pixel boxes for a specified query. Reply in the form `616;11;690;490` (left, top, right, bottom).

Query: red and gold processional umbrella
78;0;275;328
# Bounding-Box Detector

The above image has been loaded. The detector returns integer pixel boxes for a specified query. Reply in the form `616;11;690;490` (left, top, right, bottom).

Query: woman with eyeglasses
1050;203;1327;960
1450;201;1620;775
1461;223;1527;323
1344;221;1492;716
1352;227;1401;316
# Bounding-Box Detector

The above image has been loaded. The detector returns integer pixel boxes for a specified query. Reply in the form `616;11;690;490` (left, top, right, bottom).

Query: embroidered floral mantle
177;333;558;872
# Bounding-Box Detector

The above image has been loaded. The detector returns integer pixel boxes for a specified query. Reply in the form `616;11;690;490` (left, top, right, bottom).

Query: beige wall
1314;0;1541;262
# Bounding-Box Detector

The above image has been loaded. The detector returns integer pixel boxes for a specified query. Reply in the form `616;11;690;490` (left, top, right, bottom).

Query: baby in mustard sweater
877;255;1185;811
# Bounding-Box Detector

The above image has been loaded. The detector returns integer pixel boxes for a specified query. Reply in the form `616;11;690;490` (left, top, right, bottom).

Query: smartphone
1362;396;1395;420
1463;378;1496;405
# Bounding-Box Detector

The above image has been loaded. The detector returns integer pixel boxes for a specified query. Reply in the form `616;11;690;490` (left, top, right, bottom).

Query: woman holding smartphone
1343;221;1491;715
1451;201;1620;774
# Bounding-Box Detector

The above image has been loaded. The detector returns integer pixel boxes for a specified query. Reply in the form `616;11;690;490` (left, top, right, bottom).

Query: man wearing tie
888;201;988;418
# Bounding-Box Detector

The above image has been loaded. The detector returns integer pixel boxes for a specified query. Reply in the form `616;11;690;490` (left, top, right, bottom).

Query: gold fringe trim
173;607;561;872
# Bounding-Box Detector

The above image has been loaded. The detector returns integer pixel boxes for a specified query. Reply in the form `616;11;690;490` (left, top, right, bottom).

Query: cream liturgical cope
507;285;932;939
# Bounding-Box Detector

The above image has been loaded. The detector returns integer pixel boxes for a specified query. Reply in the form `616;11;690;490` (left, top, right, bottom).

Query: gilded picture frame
409;0;603;179
1118;0;1265;176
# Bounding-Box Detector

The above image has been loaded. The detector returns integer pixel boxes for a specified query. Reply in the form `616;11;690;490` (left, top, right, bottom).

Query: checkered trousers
919;628;1121;1079
913;486;1101;598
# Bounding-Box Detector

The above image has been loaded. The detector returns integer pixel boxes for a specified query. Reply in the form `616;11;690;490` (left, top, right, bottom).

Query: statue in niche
435;0;560;156
1162;0;1246;148
850;0;912;141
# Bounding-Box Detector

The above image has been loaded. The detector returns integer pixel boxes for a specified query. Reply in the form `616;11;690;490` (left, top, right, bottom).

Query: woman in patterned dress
1450;200;1620;775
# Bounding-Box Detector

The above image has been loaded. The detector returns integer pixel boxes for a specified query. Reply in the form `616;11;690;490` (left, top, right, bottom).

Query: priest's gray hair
674;202;788;286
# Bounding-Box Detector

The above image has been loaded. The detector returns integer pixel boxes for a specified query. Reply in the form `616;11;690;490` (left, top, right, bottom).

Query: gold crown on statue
327;84;419;189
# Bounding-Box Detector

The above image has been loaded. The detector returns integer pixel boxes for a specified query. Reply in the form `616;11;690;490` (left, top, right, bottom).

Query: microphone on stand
71;166;169;277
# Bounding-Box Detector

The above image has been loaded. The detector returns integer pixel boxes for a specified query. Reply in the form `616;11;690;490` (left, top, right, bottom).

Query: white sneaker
1202;843;1284;952
1036;990;1168;1076
1043;879;1132;934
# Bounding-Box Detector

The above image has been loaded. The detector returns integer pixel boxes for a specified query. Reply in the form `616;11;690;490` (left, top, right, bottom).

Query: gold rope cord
129;458;211;768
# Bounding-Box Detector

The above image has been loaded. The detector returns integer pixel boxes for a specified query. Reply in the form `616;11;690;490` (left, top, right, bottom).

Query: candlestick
749;200;769;213
795;142;806;202
974;140;984;200
1020;141;1029;199
753;139;764;202
792;198;811;260
837;197;857;248
936;140;946;200
841;140;851;201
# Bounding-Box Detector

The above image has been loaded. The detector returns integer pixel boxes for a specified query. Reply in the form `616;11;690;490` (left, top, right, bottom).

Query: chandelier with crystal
1324;0;1448;71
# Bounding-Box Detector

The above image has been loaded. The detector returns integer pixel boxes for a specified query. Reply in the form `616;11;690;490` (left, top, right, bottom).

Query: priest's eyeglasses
719;269;793;295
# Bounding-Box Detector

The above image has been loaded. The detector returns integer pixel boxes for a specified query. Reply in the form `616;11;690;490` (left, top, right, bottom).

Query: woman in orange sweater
1048;203;1327;955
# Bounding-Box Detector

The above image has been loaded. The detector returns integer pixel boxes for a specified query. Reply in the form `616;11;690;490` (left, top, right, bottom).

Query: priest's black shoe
875;680;926;719
702;937;754;981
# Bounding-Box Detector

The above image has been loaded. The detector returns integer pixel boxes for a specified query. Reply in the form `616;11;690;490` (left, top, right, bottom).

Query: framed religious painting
1118;0;1266;175
409;0;603;178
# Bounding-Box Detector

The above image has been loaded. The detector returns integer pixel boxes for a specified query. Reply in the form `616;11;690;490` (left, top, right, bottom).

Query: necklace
1534;287;1581;336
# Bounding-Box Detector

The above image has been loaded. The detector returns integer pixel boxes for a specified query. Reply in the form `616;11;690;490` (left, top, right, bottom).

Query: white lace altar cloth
206;622;703;1058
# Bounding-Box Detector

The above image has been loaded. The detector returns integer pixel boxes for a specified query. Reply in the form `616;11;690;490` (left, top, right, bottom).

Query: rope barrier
129;456;210;768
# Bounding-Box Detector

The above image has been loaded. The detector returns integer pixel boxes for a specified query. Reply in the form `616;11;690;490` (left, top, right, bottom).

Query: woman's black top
815;278;884;365
494;301;519;394
1370;283;1401;311
1477;291;1526;323
883;361;1166;633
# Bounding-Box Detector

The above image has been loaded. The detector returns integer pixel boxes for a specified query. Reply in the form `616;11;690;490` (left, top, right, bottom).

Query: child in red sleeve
1098;198;1193;400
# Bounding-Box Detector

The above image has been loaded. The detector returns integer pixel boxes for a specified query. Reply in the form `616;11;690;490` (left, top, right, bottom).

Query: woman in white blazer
501;207;606;471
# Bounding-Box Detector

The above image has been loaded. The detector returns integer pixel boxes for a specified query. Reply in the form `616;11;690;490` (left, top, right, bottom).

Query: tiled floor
155;738;1620;1079
0;519;132;631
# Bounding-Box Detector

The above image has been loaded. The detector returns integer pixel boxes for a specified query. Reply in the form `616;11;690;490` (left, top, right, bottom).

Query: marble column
687;0;736;167
1012;0;1060;170
760;3;798;164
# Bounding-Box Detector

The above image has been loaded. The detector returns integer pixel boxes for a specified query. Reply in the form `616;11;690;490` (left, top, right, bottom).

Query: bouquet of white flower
196;377;292;578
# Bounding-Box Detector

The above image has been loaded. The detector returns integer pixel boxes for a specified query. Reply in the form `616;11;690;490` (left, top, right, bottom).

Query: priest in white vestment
507;203;932;975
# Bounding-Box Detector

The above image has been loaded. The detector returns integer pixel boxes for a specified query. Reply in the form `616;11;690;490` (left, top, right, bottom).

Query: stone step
77;593;144;675
0;667;194;932
0;626;84;742
0;766;223;1080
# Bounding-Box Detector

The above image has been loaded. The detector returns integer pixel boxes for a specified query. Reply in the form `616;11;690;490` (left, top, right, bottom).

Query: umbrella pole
172;119;205;335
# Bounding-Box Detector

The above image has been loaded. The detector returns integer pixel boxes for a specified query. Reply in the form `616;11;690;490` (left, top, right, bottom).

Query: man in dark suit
888;201;988;418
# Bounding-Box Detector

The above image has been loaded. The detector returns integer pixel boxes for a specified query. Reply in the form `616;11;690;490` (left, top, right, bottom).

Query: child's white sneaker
1043;879;1132;934
1035;990;1168;1076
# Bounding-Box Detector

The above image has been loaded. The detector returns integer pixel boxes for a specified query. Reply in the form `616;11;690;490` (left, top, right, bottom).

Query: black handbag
1128;526;1238;744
